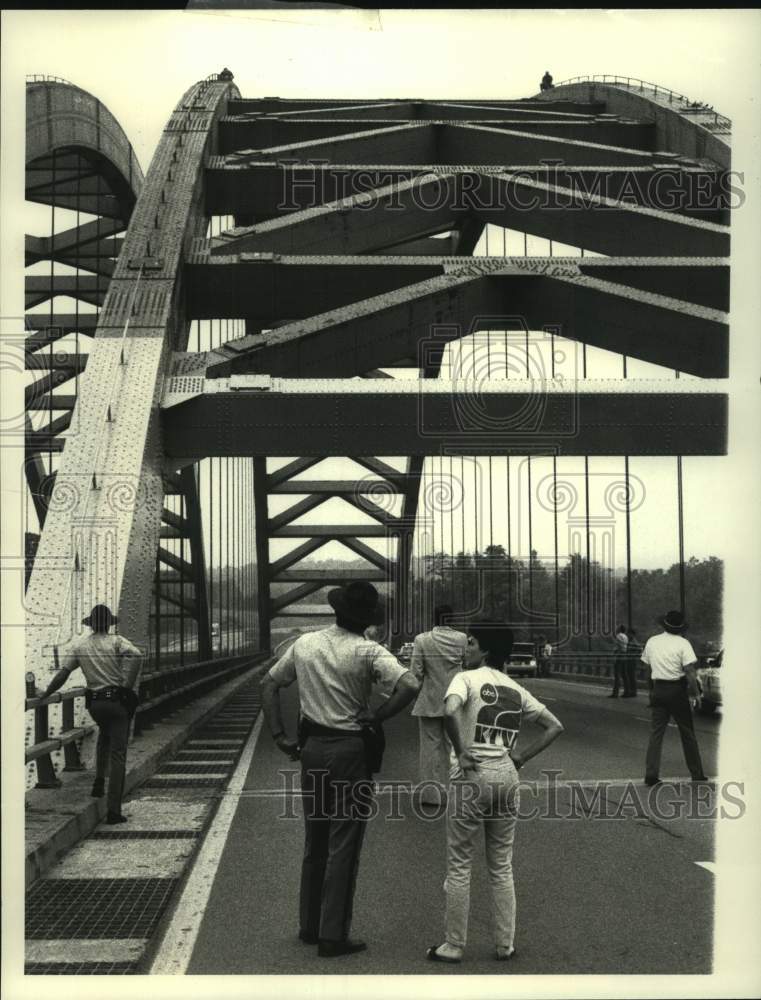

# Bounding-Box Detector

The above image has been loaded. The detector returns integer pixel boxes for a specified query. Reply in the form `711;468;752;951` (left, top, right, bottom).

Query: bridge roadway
154;674;718;976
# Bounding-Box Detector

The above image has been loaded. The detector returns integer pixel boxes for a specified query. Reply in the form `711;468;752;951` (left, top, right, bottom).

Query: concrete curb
25;659;271;887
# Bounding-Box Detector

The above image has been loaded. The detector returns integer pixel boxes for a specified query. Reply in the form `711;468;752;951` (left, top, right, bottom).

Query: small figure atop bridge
219;67;234;81
540;70;554;91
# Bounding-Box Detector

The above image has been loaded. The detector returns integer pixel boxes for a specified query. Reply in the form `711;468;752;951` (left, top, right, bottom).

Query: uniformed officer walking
640;610;708;786
38;604;143;823
260;581;420;957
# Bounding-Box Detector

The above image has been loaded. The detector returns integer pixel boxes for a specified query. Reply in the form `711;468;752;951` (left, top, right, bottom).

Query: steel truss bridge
23;73;730;783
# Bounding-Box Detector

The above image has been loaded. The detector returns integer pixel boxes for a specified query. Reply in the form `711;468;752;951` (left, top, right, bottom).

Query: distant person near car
410;605;468;806
640;610;708;786
609;624;629;698
538;636;553;678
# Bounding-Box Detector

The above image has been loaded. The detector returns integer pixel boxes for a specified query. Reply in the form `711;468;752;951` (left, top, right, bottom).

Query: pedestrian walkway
24;681;262;974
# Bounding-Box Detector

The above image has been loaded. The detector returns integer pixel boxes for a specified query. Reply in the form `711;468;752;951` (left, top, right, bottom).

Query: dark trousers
645;679;705;781
299;734;371;943
88;698;130;814
611;656;628;696
624;659;638;696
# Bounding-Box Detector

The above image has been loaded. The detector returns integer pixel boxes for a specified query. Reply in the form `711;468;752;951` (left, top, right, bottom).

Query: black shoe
106;812;128;824
91;780;105;798
644;777;661;788
496;947;516;962
318;938;367;957
299;930;319;945
691;775;711;783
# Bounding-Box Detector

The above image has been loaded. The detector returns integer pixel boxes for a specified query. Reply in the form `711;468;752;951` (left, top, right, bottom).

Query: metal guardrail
25;74;76;86
548;652;645;683
25;650;270;789
553;75;731;131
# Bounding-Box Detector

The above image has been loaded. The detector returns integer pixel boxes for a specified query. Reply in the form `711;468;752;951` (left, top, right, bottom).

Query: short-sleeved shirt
615;631;629;653
641;631;697;681
268;624;408;731
445;666;547;761
58;632;143;690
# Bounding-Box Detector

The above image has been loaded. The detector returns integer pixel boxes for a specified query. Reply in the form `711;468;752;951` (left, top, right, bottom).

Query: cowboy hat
82;604;118;628
328;581;385;627
662;609;687;632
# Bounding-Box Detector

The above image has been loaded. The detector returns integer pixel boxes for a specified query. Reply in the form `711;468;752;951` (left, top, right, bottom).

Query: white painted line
695;861;717;874
149;712;265;975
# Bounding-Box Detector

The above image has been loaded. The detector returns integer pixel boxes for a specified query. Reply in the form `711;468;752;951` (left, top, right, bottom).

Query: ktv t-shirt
445;666;547;761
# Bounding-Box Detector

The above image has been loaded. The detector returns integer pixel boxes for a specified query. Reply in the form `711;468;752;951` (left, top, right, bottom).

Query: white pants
417;717;451;801
444;755;519;952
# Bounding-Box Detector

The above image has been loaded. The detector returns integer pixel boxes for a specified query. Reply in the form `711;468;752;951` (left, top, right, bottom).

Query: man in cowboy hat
640;610;708;786
260;580;420;958
38;604;143;823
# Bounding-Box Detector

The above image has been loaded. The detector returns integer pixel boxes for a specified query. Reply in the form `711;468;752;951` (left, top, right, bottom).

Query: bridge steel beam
160;378;728;458
25;75;240;676
193;257;728;379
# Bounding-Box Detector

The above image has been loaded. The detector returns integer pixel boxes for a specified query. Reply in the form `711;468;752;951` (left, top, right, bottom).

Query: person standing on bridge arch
260;581;420;958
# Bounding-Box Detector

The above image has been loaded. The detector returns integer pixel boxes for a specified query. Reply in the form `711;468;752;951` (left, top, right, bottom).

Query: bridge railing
548;651;646;683
25;74;76;86
552;75;731;131
25;649;269;789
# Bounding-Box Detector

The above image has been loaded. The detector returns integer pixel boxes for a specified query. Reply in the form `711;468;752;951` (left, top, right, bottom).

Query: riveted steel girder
25;76;239;671
160;377;727;458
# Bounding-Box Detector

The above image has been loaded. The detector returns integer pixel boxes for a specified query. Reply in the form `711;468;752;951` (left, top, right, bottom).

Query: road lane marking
149;712;264;975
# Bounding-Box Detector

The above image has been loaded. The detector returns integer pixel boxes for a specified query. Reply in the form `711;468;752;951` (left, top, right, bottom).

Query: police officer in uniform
38;604;142;824
261;581;420;957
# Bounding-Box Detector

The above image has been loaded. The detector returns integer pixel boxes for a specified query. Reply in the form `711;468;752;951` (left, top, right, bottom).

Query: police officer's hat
328;581;385;627
82;604;118;629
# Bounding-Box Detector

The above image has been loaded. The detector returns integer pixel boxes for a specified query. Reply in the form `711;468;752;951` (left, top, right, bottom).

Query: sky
2;11;761;995
2;8;760;573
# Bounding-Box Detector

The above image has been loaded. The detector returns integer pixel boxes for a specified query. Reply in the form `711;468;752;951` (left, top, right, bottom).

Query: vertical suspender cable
553;455;560;644
527;455;533;640
584;454;592;652
625;455;633;629
677;456;686;616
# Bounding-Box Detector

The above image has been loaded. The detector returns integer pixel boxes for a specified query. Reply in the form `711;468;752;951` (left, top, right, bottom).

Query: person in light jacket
410;605;468;806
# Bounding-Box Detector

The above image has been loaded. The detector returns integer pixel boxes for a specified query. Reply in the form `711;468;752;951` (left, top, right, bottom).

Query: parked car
696;649;722;715
505;641;538;678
